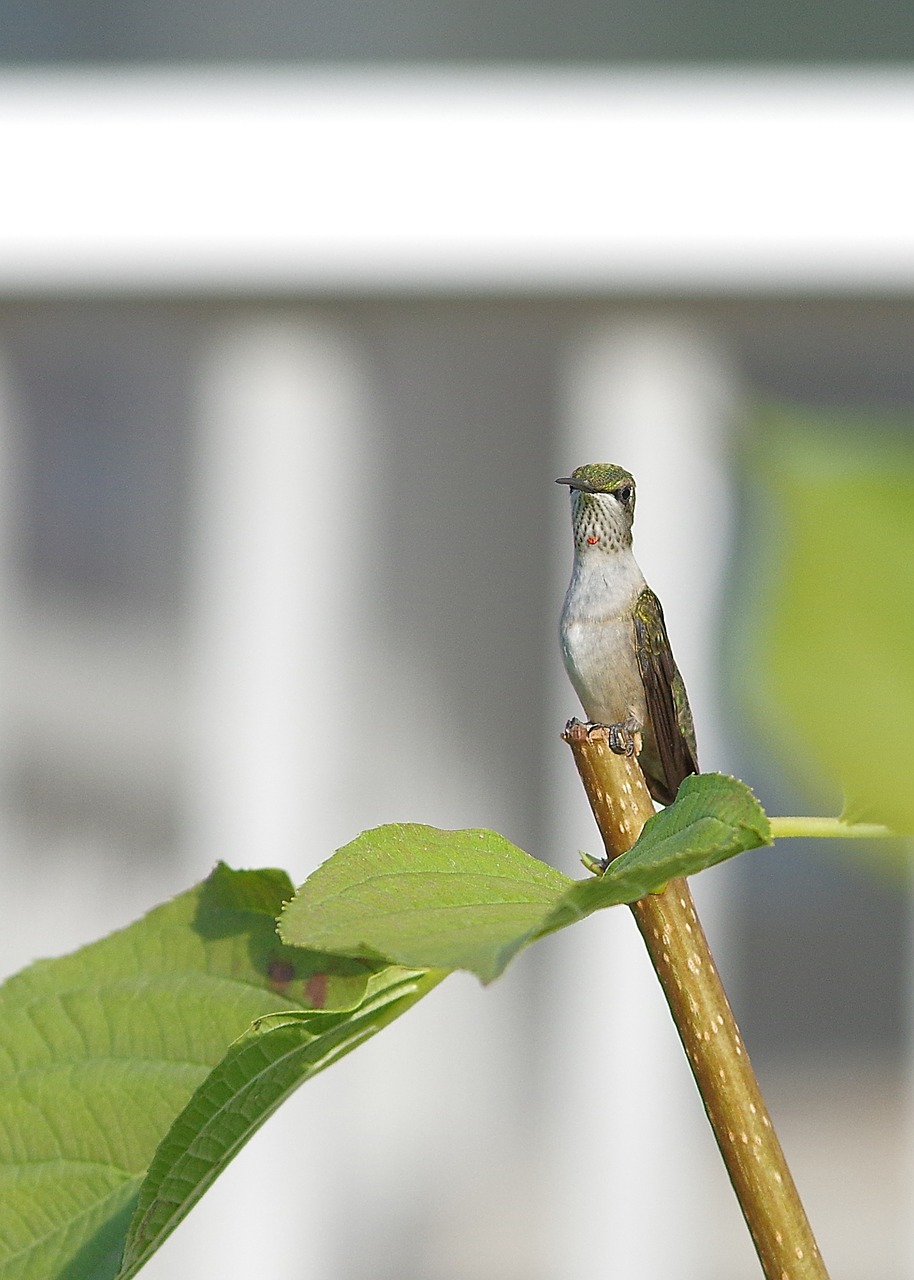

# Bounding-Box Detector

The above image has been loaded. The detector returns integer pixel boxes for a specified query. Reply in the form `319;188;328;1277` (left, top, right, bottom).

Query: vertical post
184;316;372;877
547;319;739;1278
175;316;371;1280
0;353;19;978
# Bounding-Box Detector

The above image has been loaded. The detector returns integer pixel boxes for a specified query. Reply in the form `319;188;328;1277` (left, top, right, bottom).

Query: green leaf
736;408;914;834
203;861;295;915
280;795;770;984
279;824;574;983
538;773;771;934
605;773;771;888
0;863;385;1280
116;967;444;1280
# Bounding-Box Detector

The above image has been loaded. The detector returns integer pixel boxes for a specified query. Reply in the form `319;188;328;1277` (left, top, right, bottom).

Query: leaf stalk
770;816;893;840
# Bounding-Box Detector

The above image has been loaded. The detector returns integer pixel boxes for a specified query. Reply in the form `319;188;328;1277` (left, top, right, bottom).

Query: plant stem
563;721;829;1280
770;816;892;840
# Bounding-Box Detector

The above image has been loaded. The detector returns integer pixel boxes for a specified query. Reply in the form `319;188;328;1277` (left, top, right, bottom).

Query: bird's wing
633;587;699;802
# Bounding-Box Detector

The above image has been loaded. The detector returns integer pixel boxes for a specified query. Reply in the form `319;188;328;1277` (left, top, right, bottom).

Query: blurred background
2;9;914;1280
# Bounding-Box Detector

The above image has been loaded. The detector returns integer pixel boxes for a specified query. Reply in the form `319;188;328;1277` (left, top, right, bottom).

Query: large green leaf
116;967;444;1280
0;863;384;1280
738;409;914;833
278;824;573;984
280;785;770;982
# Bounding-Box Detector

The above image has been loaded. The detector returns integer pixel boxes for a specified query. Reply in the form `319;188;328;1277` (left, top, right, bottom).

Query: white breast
559;548;647;726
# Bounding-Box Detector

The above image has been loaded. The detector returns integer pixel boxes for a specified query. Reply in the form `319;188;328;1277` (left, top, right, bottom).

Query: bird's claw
563;717;642;758
608;722;637;756
563;717;592;742
563;718;615;745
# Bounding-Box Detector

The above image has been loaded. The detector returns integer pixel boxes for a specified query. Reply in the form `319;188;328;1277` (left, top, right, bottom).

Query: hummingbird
557;462;698;806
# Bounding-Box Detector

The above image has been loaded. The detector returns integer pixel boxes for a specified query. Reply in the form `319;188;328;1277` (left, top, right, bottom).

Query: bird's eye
616;485;633;504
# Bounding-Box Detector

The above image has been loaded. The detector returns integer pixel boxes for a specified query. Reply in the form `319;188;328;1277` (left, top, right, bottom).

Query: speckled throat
570;489;633;555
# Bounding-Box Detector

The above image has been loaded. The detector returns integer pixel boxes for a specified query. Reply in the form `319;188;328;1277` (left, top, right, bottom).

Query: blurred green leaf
0;864;384;1280
116;967;443;1280
738;408;914;833
279;824;573;984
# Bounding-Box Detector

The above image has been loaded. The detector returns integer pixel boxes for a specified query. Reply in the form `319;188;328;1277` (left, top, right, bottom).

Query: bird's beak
556;476;597;493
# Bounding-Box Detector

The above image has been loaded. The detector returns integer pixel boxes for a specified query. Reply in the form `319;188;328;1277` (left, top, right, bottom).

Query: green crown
570;463;635;493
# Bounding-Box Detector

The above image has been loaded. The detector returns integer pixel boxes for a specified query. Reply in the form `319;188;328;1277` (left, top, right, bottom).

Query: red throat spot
586;536;599;545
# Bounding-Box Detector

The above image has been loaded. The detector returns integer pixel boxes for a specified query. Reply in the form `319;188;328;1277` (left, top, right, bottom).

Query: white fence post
183;316;375;878
0;351;21;975
153;316;371;1279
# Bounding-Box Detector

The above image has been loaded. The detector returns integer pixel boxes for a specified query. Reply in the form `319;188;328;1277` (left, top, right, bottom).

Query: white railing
2;69;914;292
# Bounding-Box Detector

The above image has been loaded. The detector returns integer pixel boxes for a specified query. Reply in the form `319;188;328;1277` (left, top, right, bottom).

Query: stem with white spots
562;721;829;1280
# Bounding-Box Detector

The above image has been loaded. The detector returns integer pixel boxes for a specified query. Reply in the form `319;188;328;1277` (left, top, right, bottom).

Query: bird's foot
563;718;613;744
562;717;642;758
607;721;638;757
563;717;594;743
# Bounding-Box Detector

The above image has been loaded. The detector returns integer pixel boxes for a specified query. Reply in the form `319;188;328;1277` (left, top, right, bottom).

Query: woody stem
562;720;828;1280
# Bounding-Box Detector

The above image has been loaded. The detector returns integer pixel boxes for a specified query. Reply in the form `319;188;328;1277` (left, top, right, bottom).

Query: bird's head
556;463;636;552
